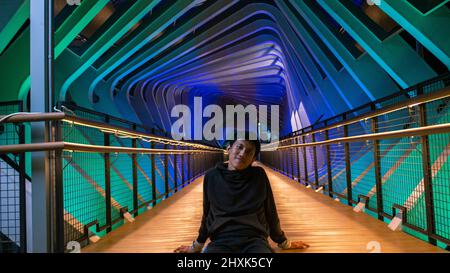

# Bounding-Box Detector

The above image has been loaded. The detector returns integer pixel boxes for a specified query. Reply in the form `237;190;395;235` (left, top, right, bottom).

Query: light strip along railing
0;142;224;154
64;115;223;151
58;102;223;151
0;111;224;253
274;123;450;149
261;77;450;249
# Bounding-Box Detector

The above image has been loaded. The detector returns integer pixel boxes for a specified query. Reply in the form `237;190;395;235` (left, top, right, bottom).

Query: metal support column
30;0;53;253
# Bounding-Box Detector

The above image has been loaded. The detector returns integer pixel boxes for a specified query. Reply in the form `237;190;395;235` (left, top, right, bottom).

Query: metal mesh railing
0;101;26;253
62;151;108;246
429;133;450;240
261;74;450;248
55;107;224;250
0;103;224;252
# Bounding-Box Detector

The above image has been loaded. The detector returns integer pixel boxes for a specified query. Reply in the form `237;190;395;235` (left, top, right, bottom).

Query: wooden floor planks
83;163;446;253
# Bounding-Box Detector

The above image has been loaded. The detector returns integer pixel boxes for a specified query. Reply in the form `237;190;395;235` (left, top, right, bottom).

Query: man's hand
278;239;310;250
174;245;198;253
288;240;310;250
174;240;204;253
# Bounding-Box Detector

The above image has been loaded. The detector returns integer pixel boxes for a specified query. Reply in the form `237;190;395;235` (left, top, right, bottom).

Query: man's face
227;140;256;170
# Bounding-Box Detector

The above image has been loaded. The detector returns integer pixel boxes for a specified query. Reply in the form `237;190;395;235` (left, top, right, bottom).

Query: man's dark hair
227;131;261;157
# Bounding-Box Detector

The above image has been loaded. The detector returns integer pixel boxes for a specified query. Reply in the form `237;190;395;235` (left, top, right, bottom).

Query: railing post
132;125;138;217
271;149;274;169
150;129;156;207
295;136;300;182
270;151;276;169
325;129;332;197
279;148;281;172
181;148;185;186
280;143;283;173
53;120;64;253
418;89;437;245
17;102;27;252
275;150;278;171
164;144;169;199
199;152;202;175
280;145;283;173
302;135;308;185
312;133;319;186
371;104;384;221
194;151;197;179
281;144;284;174
174;150;178;193
275;146;278;171
192;151;196;180
343;114;352;205
196;152;198;177
284;141;288;175
187;149;191;184
289;139;295;179
202;151;206;174
104;117;112;233
196;152;199;177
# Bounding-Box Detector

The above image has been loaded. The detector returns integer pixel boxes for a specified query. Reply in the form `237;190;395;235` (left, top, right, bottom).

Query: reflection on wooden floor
83;162;446;253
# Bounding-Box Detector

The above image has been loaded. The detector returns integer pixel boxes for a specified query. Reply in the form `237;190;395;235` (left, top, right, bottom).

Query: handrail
272;123;450;150
0;112;223;151
275;85;450;144
0;112;66;123
0;141;225;154
0;142;65;153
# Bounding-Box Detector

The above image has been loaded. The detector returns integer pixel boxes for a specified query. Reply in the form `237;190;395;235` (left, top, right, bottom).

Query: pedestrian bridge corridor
1;81;449;253
81;163;445;253
1;0;450;254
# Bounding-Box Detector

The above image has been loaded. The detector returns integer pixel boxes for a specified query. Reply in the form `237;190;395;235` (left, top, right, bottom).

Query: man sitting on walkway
175;136;309;253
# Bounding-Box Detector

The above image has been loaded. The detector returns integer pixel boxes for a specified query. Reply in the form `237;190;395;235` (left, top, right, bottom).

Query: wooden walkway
83;163;446;253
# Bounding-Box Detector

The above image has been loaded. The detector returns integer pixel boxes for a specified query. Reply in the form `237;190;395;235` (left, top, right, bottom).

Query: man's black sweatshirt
196;162;287;244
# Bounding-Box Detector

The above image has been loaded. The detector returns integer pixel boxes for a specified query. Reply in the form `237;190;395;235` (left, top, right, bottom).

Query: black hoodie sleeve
196;174;210;244
262;169;288;244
